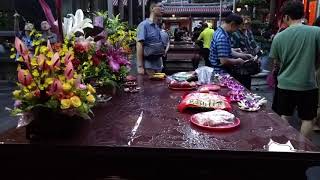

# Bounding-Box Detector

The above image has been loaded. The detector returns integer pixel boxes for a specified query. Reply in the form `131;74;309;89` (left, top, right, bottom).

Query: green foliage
45;98;59;109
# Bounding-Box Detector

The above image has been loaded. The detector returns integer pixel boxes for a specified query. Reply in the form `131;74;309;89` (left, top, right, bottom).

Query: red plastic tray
190;117;240;131
168;86;197;91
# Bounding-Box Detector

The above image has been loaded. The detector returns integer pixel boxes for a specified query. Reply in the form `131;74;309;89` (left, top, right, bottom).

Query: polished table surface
1;75;320;179
0;75;318;152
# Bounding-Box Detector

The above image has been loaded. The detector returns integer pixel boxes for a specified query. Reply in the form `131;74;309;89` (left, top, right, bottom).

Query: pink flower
37;54;46;70
33;89;41;97
51;52;61;69
47;39;53;52
96;50;106;58
64;52;73;65
64;62;74;80
22;54;31;69
18;69;32;86
78;84;87;90
104;47;130;72
49;79;62;95
108;57;120;72
92;55;101;66
74;40;90;53
15;37;27;55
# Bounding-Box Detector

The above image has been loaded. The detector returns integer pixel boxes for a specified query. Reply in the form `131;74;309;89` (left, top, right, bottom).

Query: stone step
0;80;16;94
0;80;16;87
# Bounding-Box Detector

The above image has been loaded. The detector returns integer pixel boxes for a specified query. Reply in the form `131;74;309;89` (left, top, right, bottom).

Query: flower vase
26;107;88;140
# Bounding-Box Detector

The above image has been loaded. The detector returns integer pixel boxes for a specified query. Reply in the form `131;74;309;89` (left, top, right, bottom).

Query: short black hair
225;14;243;25
281;1;304;20
147;0;162;16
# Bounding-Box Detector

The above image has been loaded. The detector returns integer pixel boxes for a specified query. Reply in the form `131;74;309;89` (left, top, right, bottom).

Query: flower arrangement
96;12;137;53
8;0;135;132
10;33;96;125
72;12;134;90
71;36;130;91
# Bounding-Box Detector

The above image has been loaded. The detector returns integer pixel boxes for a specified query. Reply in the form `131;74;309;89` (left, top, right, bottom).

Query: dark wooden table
0;75;320;179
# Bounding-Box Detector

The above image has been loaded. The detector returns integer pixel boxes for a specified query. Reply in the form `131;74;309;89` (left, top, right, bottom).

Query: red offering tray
168;86;197;91
190;117;240;131
198;84;221;92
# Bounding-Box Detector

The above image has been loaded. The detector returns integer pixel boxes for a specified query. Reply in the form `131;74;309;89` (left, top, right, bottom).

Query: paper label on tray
187;99;225;109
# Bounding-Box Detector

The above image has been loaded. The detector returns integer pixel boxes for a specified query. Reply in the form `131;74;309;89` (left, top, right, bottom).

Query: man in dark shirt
209;14;253;89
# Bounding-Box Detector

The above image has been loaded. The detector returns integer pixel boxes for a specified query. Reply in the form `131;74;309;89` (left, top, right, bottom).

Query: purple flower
108;57;120;72
14;100;22;108
105;46;130;72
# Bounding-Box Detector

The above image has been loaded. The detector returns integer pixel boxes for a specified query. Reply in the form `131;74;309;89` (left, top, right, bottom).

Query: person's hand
233;48;242;52
236;58;245;65
137;66;145;75
13;13;20;18
243;53;254;60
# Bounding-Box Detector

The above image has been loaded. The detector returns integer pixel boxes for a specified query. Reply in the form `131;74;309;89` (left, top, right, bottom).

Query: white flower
63;9;93;39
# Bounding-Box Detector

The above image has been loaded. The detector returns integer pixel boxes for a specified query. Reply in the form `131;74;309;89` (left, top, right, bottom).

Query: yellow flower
23;87;30;93
40;46;48;54
70;96;82;107
27;82;36;89
31;58;38;66
47;51;54;58
67;79;75;86
10;54;16;59
45;78;54;85
87;84;96;94
17;56;23;62
61;99;71;109
12;90;21;98
32;70;39;77
86;94;95;104
62;45;68;52
58;75;66;82
59;50;65;56
24;92;33;100
62;83;72;92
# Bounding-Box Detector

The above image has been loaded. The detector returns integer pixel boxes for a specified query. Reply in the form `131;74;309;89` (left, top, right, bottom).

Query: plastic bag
191;110;235;127
167;72;196;82
178;92;231;112
166;72;197;90
195;66;214;85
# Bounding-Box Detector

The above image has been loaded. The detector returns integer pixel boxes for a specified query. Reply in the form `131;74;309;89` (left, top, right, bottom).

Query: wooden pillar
129;0;133;26
108;0;113;18
142;0;146;20
119;0;124;20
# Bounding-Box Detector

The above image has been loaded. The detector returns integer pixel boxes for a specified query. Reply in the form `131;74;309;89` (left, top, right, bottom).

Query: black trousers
200;48;211;67
231;73;252;90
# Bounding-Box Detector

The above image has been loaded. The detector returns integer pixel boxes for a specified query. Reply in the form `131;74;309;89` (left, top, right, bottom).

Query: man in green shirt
197;23;214;66
270;1;320;138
